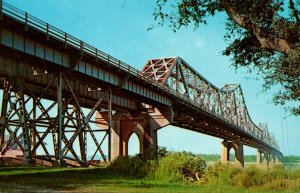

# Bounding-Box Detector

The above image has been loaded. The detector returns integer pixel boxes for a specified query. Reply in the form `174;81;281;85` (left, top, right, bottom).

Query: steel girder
0;74;112;166
141;57;279;151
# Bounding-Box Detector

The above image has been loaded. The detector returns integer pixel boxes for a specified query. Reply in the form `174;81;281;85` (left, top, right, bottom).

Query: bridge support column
235;143;244;167
221;140;244;167
16;80;34;166
274;154;281;164
221;140;229;164
257;150;262;164
97;107;173;160
0;88;9;152
266;153;270;168
0;79;34;166
57;72;64;166
273;154;278;165
19;91;34;166
269;152;276;166
120;116;158;159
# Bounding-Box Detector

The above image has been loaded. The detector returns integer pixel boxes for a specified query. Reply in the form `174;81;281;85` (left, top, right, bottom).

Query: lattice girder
141;57;279;150
141;57;178;84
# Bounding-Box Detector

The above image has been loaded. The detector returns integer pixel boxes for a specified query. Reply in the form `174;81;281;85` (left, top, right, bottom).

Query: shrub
288;167;300;180
155;152;206;182
204;161;300;191
204;162;242;186
263;179;289;190
243;165;268;186
268;165;286;180
108;154;151;177
216;164;242;186
158;146;168;158
233;172;253;188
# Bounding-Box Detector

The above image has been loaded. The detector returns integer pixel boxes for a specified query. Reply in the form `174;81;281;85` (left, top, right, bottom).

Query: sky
7;0;300;156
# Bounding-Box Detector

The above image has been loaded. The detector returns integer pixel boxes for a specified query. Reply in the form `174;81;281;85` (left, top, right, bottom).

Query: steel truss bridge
0;1;282;167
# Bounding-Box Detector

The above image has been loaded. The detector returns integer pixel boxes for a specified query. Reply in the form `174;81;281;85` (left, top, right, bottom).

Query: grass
1;153;299;193
0;166;299;193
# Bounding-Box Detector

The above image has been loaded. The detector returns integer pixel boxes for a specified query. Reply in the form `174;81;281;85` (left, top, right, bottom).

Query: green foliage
283;155;300;163
1;157;300;192
152;0;300;115
150;0;223;31
199;154;220;162
204;162;242;186
109;151;207;182
204;162;300;190
108;155;152;177
244;155;257;162
158;146;168;158
155;152;206;182
108;152;300;190
199;154;257;162
288;167;300;179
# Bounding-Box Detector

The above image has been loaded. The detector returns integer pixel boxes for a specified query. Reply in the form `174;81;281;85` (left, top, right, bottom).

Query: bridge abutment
221;140;244;167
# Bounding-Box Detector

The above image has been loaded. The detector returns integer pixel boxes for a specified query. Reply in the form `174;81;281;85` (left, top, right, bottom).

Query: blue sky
7;0;299;156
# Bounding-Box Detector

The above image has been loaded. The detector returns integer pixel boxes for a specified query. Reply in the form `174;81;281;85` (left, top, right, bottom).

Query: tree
151;0;300;115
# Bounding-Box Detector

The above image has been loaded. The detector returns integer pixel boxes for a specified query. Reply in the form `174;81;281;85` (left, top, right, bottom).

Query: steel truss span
0;1;282;166
141;57;279;152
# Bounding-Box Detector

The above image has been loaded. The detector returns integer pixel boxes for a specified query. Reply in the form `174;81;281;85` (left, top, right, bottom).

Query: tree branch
289;0;300;23
220;0;291;55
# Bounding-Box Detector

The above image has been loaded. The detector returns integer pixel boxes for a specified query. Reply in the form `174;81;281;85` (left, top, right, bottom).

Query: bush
204;162;242;186
268;165;286;180
158;146;168;158
288;167;300;180
216;164;241;186
204;162;300;191
233;172;253;188
108;154;151;177
243;165;266;186
155;152;206;182
108;151;206;181
107;150;300;192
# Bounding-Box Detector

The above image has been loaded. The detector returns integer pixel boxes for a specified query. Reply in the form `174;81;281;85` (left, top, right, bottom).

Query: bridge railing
2;1;188;101
0;1;279;151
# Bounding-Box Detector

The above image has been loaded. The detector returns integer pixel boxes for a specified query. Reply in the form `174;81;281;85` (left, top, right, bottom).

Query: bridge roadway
0;1;282;167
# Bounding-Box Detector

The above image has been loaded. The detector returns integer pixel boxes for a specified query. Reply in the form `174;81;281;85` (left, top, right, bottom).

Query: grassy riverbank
1;152;300;192
0;164;299;192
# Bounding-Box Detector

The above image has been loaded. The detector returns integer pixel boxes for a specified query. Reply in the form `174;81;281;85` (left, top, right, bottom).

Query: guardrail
0;1;279;151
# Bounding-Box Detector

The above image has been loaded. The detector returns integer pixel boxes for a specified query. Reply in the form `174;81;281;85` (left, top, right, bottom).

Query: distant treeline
199;154;256;162
199;154;300;163
283;155;300;163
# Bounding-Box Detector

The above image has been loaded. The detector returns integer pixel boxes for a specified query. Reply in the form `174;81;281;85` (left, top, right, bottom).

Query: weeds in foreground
1;152;300;192
204;163;300;190
108;152;300;192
